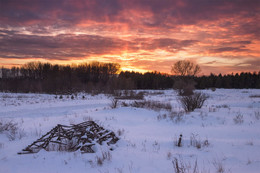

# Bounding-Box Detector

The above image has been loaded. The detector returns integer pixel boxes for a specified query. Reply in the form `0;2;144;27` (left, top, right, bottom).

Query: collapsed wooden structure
18;121;119;154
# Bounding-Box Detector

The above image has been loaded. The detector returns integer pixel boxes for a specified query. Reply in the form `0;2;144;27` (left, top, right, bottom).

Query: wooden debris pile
18;121;119;154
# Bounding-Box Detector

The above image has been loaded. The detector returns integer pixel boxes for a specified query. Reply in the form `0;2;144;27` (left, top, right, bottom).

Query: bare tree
172;60;201;96
171;60;201;77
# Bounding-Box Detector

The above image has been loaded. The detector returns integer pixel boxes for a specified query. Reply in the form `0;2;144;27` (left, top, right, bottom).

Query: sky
0;0;259;75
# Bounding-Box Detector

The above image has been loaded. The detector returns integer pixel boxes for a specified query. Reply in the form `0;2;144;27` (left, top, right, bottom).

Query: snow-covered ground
0;89;260;173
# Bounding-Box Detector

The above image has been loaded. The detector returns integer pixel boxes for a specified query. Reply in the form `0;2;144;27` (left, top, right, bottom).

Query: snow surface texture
0;89;260;173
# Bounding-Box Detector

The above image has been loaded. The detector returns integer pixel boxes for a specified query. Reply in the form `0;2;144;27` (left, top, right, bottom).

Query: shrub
249;95;260;98
95;151;112;166
0;120;18;133
233;113;244;124
254;111;260;120
172;157;199;173
190;133;209;149
130;100;172;112
114;90;144;100
210;87;216;92
0;120;25;141
157;111;185;123
179;92;209;112
212;158;225;173
110;99;118;109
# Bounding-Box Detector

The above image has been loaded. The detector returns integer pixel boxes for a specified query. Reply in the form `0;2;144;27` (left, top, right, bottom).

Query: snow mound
18;121;119;154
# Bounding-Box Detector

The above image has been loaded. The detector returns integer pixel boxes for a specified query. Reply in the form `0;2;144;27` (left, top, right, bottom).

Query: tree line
195;72;260;89
0;62;121;93
0;61;173;93
0;61;259;94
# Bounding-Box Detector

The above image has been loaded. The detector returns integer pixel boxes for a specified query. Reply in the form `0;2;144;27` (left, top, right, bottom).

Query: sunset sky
0;0;259;75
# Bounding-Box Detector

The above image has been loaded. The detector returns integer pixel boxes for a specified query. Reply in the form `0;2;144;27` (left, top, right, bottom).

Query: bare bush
216;104;229;109
212;159;225;173
158;111;184;123
110;99;118;109
254;111;260;120
169;111;185;122
117;128;125;136
0;120;17;132
83;116;93;121
233;113;244;124
245;140;253;146
149;91;164;95
130;100;172;112
172;157;199;173
167;152;172;160
190;134;209;149
121;101;128;107
152;140;160;152
114;90;144;100
179;92;209;112
0;120;26;140
249;95;260;98
210;87;216;92
157;113;167;121
96;151;112;166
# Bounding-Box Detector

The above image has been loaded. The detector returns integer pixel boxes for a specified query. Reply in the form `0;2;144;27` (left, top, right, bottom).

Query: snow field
0;89;260;173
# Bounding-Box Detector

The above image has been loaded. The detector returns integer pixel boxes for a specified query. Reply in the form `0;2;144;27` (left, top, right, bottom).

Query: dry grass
114;90;144;100
233;113;244;124
190;133;209;149
212;158;225;173
129;100;172;112
254;111;260;120
172;157;201;173
0;119;26;141
96;151;112;166
157;111;185;123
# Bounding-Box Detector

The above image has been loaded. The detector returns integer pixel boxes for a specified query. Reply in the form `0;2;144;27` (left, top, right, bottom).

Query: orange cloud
0;0;259;74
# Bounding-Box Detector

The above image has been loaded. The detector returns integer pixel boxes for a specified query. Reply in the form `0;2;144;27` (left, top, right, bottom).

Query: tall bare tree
171;60;201;96
171;60;201;77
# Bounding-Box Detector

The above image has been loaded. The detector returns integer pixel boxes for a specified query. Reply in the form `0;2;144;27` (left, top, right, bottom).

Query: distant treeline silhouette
0;62;173;93
195;72;260;89
0;62;259;93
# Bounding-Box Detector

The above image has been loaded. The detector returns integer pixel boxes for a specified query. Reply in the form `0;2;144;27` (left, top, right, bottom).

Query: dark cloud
237;20;260;38
151;38;197;52
1;0;259;27
0;33;125;59
0;32;196;59
0;0;123;26
209;47;250;53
